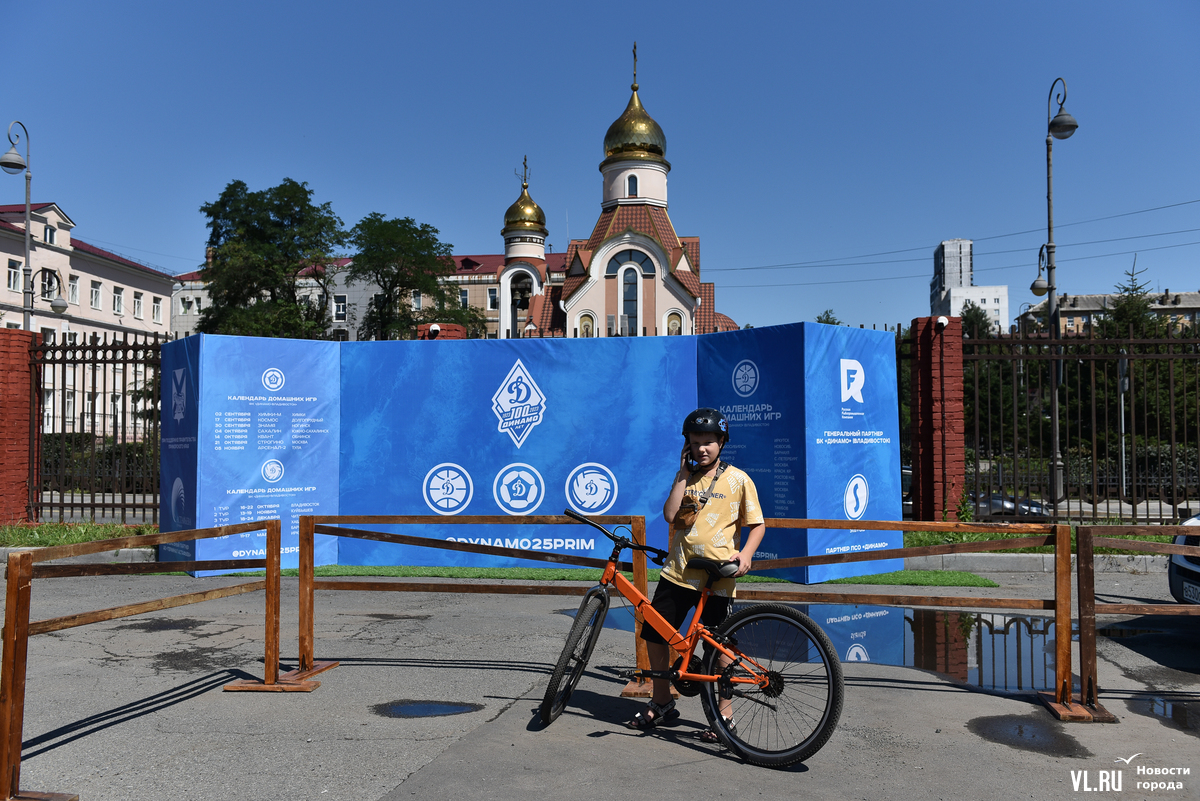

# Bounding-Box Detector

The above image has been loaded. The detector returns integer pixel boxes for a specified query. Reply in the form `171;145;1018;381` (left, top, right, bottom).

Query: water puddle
1096;624;1166;639
1131;697;1200;737
967;714;1091;757
371;700;483;718
558;603;1070;693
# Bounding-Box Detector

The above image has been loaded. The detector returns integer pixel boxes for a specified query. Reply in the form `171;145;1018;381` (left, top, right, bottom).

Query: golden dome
503;182;548;234
603;83;667;163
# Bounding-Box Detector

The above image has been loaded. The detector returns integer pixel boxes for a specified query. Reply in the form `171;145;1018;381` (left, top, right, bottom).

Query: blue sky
5;1;1198;330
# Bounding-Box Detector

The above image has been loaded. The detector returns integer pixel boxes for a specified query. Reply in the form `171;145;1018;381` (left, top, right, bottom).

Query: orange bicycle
542;510;843;767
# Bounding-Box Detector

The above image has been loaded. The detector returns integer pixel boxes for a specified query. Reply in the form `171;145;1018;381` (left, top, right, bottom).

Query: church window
622;268;638;336
627;175;638;197
579;314;594;338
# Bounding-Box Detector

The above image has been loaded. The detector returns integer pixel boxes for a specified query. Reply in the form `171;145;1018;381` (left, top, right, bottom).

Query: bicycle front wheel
540;595;607;725
700;603;843;767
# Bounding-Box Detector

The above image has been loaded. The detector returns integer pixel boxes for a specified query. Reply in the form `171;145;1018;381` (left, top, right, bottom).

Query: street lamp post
1;121;33;331
1030;79;1079;509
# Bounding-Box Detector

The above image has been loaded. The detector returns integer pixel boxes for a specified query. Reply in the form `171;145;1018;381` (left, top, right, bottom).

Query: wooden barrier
0;520;287;801
1075;525;1200;724
289;514;1086;715
290;515;650;690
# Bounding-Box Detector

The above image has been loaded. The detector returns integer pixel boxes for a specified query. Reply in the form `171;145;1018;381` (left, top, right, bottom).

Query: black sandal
626;699;679;730
698;715;735;743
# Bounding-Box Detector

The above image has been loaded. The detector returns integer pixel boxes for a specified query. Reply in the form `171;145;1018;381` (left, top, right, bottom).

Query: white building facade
930;238;1009;333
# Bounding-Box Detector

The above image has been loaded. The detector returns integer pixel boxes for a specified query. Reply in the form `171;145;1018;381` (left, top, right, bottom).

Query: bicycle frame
597;548;769;693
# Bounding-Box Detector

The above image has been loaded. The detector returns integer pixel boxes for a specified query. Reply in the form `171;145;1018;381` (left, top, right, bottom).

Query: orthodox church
453;68;740;339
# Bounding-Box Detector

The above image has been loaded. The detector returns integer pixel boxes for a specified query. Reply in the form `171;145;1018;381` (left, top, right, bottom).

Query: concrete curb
905;553;1168;573
0;546;155;567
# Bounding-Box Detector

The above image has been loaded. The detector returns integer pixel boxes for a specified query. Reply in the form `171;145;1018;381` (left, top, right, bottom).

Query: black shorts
639;578;730;644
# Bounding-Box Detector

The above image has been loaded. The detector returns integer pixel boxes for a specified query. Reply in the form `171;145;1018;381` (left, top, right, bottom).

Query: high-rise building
930;238;1009;333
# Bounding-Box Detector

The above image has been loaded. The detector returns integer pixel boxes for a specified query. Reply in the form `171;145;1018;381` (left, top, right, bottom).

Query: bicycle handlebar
563;509;668;565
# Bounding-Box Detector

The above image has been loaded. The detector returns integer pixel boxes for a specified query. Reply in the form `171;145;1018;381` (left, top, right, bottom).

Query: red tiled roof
680;236;700;279
585;209;616;251
526;285;566;335
672;268;701;298
714;312;739;332
63;239;174;279
0;203;57;214
696;283;718;333
560;240;592;301
454;254;506;274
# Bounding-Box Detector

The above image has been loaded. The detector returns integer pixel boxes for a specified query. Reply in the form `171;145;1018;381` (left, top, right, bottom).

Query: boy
627;407;765;742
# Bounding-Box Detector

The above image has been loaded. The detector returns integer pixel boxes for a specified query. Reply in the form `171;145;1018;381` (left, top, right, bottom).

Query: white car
1167;514;1200;605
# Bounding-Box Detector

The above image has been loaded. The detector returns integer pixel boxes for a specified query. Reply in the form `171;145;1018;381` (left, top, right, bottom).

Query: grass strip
823;569;998;588
0;522;155;548
904;528;1172;554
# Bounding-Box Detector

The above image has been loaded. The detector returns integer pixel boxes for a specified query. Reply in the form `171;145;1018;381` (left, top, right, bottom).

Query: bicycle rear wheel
540;595;607;725
700;603;843;767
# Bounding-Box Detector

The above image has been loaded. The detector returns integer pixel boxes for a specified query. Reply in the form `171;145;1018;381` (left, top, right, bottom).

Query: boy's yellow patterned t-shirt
660;464;764;597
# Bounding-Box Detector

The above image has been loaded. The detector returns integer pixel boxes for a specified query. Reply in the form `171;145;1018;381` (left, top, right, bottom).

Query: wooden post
622;516;660;698
631;516;649;674
3;552;31;798
298;515;314;672
272;516;338;685
1074;526;1115;722
1040;523;1090;721
225;520;321;692
264;519;280;685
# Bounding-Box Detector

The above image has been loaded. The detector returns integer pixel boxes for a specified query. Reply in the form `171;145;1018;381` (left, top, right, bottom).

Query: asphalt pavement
6;568;1198;801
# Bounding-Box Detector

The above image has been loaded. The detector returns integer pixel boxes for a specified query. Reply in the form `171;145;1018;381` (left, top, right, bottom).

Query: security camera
935;316;949;330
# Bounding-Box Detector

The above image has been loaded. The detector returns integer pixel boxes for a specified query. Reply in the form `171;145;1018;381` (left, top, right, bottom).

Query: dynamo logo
493;463;545;515
492;360;547;448
732;359;759;398
845;644;870;662
844;474;869;520
840;359;865;403
262;367;286;392
261;459;285;483
565;463;619;514
423;463;473;515
170;477;187;527
172;368;187;423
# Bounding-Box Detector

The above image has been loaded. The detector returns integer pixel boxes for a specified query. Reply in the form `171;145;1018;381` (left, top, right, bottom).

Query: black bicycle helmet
682;407;729;440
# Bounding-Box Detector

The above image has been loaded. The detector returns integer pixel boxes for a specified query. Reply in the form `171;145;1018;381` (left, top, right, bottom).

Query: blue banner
160;324;900;583
160;335;341;573
697;323;902;582
337;336;696;566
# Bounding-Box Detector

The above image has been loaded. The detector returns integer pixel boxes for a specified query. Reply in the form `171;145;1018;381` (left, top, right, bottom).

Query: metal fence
963;326;1200;524
30;332;166;524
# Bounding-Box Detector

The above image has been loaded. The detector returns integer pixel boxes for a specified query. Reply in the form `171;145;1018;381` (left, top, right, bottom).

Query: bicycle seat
687;557;740;579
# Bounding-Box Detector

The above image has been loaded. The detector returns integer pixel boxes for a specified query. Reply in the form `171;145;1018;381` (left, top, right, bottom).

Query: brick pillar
909;316;965;521
0;330;37;522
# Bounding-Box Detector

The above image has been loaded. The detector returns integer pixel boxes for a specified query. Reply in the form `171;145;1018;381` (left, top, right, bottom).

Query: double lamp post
1;120;68;332
1029;78;1080;506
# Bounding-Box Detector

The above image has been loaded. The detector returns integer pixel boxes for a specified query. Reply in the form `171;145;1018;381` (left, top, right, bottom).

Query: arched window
627;175;638;197
667;312;682;336
579;314;594;338
622;268;638;336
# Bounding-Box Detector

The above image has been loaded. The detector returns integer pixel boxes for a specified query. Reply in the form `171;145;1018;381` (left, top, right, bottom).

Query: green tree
198;178;345;338
815;309;842;325
1098;262;1161;337
346;212;485;340
959;300;994;338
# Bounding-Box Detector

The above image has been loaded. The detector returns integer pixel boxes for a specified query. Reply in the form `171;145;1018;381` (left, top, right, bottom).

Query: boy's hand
679;444;692;473
731;553;751;577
